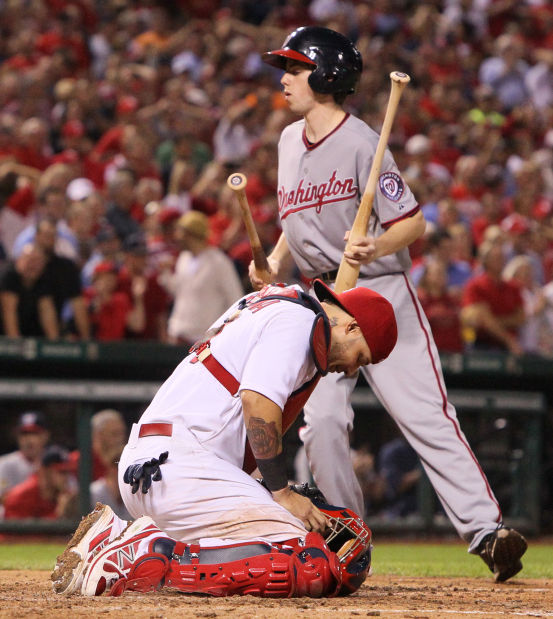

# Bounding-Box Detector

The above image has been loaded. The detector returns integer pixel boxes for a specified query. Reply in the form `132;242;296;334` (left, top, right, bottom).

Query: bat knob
227;173;247;191
390;71;411;84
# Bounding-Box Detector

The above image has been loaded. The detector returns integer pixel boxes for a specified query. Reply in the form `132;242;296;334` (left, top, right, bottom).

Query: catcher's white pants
303;273;502;551
119;423;307;544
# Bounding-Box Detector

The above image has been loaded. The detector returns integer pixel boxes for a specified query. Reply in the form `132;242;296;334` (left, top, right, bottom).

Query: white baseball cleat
80;515;162;596
51;503;128;595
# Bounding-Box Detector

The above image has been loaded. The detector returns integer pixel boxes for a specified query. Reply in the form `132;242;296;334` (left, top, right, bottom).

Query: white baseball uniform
118;285;318;544
277;113;502;551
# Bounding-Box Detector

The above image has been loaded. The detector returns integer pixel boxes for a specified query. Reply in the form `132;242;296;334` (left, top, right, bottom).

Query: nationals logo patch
379;172;404;202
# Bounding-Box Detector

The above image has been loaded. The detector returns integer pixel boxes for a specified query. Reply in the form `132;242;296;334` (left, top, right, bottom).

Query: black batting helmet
263;26;362;96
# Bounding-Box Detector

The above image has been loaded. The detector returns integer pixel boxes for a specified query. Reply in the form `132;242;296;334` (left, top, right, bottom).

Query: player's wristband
256;451;288;492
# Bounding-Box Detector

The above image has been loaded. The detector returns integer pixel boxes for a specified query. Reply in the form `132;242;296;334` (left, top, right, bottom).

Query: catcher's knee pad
146;534;340;598
282;532;341;598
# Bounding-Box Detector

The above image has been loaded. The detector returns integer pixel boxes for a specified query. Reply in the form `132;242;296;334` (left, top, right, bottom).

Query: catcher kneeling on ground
52;279;398;598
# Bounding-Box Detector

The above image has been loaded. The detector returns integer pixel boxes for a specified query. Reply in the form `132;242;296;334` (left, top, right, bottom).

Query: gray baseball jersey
277;114;419;278
277;112;503;553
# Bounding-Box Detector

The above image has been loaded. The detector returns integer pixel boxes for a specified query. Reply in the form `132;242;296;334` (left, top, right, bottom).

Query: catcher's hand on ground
271;486;328;533
289;482;328;504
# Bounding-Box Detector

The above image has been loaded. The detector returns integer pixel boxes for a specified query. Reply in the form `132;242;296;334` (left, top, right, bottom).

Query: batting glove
123;451;169;494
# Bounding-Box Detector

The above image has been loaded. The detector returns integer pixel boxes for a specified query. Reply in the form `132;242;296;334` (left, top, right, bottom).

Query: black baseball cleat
478;527;528;582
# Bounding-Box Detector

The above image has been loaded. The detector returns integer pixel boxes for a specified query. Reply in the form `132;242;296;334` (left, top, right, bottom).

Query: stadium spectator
90;444;132;521
81;225;121;289
11;185;69;258
478;33;529;112
503;255;553;356
34;217;90;339
147;205;182;271
117;233;170;341
0;411;50;504
461;241;525;354
417;258;464;353
403;133;451;196
135;177;164;223
85;259;144;341
471;190;508;249
160;210;244;347
351;445;387;518
448;222;476;268
69;409;128;483
500;213;545;286
0;243;59;339
377;438;420;521
524;48;553;113
104;168;142;243
411;229;472;299
3;445;79;520
14;118;52;172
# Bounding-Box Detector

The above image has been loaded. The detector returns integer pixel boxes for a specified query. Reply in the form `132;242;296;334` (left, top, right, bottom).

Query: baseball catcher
52;279;396;597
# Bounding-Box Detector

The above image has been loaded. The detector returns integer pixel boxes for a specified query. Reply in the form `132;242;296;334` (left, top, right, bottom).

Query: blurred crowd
0;0;553;356
0;407;419;523
0;409;131;521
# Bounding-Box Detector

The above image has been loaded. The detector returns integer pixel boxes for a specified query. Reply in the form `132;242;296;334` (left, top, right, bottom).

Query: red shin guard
117;533;341;598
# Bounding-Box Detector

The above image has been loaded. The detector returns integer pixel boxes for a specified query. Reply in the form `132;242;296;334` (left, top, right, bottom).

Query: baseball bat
227;172;272;284
333;71;411;293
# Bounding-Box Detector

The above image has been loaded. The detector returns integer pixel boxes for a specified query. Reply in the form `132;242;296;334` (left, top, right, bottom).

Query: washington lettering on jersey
278;170;357;219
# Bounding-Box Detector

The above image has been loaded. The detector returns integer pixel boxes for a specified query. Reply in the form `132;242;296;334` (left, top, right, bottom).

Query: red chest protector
190;284;331;474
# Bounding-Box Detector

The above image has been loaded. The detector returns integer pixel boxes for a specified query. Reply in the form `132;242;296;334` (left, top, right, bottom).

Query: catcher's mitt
289;482;328;503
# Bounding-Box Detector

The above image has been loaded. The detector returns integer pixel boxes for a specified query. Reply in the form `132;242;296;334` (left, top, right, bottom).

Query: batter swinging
250;26;527;582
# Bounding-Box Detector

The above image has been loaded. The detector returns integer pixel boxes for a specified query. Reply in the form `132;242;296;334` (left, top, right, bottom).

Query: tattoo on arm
246;416;281;459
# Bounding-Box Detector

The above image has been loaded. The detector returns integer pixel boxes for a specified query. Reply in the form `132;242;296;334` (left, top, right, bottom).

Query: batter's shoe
51;503;129;595
478;527;528;582
80;514;164;596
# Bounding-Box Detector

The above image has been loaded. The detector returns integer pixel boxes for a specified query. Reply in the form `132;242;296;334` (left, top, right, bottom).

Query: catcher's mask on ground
316;502;373;596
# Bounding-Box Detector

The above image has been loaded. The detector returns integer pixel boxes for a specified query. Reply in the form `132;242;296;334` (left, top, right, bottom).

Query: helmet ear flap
308;44;361;95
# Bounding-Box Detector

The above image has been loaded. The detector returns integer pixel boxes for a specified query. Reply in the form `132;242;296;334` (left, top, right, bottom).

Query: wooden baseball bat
333;71;411;293
227;172;272;284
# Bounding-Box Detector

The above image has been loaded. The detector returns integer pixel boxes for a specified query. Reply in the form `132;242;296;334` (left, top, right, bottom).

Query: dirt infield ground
1;571;551;619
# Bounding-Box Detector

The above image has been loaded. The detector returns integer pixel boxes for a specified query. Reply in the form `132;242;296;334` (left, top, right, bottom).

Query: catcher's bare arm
241;389;327;532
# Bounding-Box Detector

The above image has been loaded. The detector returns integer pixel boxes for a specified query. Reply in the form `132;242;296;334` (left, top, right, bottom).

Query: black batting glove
123;451;169;494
